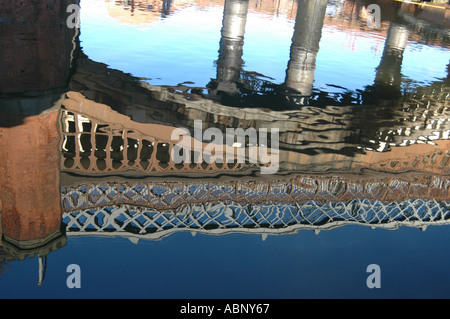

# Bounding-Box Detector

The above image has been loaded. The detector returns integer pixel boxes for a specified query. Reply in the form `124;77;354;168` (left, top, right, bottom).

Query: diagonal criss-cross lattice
62;176;450;240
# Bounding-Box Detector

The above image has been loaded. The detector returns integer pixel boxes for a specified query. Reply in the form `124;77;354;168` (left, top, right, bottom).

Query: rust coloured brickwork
0;112;61;241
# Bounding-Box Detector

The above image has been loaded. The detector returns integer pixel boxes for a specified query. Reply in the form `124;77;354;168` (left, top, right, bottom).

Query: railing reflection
59;92;276;175
59;90;450;175
61;175;450;241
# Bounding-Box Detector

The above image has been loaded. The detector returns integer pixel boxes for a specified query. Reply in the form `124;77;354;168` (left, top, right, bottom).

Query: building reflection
362;1;410;101
207;0;400;107
0;1;73;283
105;0;190;25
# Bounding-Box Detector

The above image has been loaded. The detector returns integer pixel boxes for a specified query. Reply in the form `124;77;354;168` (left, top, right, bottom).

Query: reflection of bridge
59;92;278;175
59;90;450;175
207;0;449;106
61;175;450;241
65;0;450;161
68;48;449;168
1;0;449;289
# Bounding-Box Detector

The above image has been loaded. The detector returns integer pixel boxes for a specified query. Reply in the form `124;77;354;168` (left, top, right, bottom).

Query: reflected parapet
61;175;450;241
59;92;277;175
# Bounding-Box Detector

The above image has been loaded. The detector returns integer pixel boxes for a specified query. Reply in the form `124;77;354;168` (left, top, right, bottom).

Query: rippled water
80;0;448;91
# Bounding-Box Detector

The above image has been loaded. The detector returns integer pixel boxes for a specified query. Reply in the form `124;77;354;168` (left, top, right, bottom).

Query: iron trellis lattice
61;177;450;240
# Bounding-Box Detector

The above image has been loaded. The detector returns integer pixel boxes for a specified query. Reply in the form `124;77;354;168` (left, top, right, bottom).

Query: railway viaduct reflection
0;0;449;286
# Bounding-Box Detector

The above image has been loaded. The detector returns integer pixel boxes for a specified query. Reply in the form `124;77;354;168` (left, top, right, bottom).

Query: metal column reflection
373;22;410;99
284;0;328;105
214;0;249;95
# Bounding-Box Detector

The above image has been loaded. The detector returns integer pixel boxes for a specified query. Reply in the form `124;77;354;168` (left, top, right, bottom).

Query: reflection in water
212;0;249;96
371;22;410;99
0;0;449;292
0;113;63;244
61;176;450;241
59;86;450;173
207;0;331;108
284;0;328;105
206;0;448;110
0;113;66;284
106;0;186;24
68;50;449;159
59;93;255;174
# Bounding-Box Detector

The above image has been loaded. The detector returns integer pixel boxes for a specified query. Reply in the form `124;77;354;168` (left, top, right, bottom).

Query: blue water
2;224;450;299
79;0;449;92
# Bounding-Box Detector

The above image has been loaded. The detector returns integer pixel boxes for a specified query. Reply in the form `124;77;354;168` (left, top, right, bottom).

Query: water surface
0;0;449;299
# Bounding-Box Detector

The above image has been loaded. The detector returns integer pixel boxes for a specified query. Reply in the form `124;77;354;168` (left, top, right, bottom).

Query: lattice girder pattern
63;199;450;240
61;176;450;240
